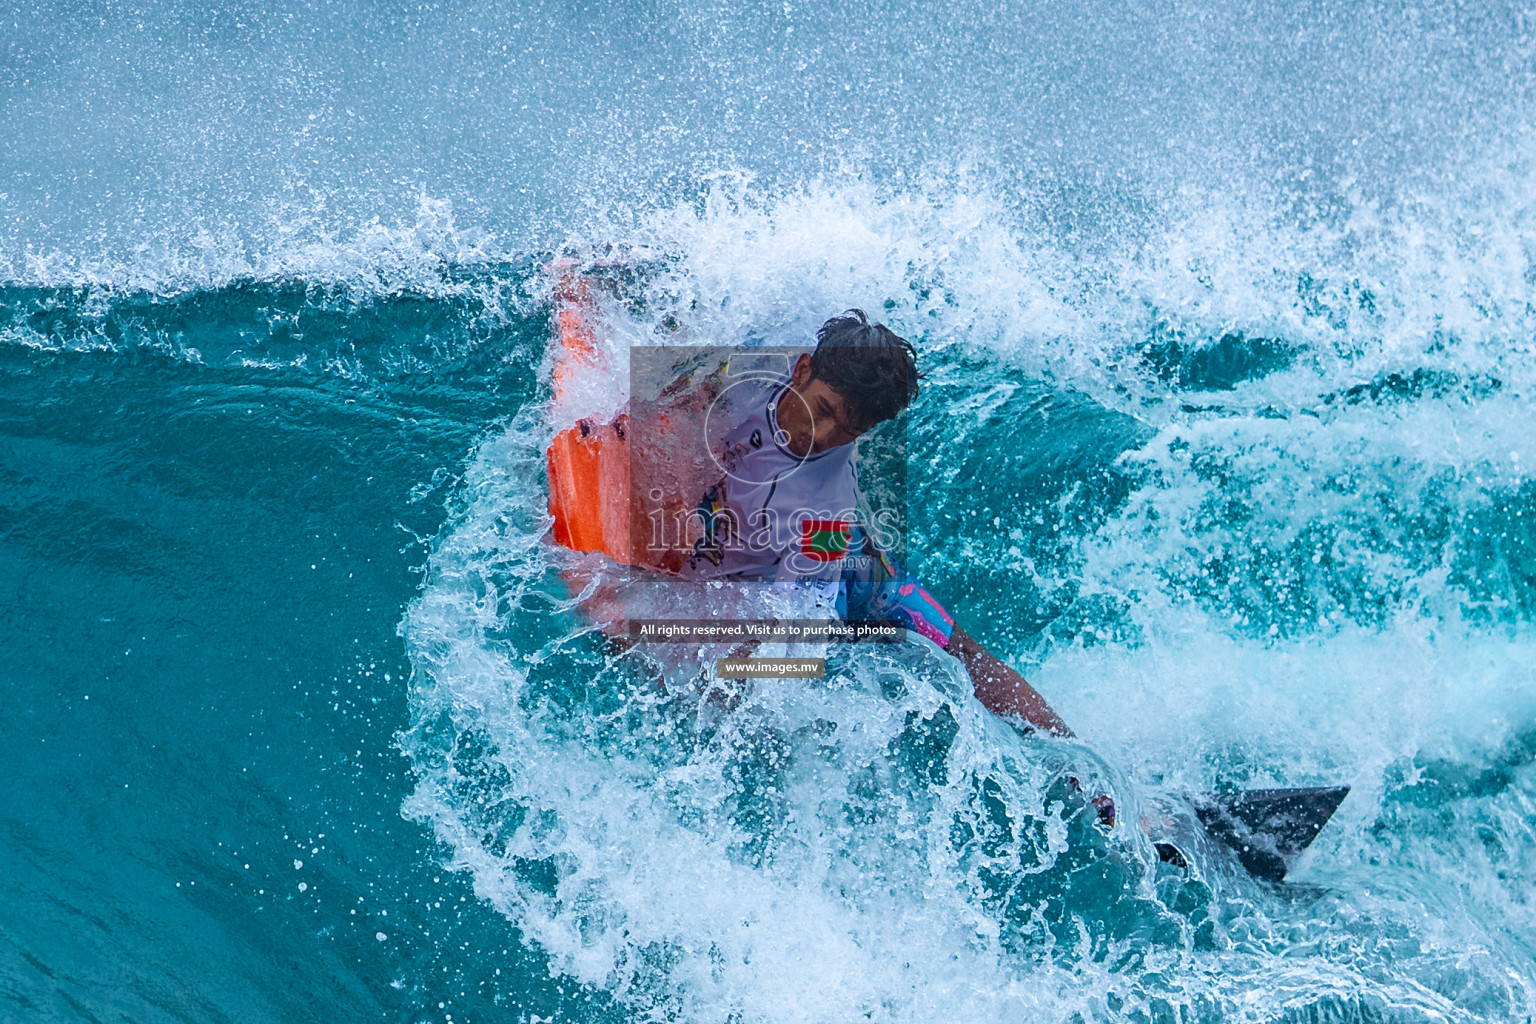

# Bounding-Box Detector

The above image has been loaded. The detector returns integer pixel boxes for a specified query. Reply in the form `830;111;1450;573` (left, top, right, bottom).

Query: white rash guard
685;368;861;587
667;354;956;649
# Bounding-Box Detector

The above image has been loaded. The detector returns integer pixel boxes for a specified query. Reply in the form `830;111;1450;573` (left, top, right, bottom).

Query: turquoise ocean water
4;2;1536;1021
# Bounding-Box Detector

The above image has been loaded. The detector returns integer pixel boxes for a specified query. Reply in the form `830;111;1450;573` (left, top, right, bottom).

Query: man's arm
947;626;1073;737
949;626;1115;826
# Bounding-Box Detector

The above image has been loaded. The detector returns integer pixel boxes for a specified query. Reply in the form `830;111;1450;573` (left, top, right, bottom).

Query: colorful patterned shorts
835;527;955;649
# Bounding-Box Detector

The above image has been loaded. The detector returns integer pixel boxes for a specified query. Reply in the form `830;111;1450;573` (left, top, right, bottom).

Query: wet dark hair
809;309;920;429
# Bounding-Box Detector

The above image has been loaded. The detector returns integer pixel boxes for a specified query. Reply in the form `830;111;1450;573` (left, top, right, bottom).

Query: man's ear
791;352;813;388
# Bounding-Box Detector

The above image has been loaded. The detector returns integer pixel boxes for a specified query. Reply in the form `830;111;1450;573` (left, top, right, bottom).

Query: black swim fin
1193;786;1350;882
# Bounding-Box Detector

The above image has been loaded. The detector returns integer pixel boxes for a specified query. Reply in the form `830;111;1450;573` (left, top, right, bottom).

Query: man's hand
947;627;1073;738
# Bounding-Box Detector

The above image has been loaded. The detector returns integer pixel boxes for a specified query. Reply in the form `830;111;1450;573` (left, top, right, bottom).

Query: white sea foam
395;165;1536;1021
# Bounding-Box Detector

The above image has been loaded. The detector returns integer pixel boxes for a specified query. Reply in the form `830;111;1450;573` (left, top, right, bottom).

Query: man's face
776;352;869;456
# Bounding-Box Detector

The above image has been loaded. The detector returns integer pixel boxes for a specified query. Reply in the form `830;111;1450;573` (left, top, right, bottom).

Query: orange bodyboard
546;267;712;574
545;267;636;564
546;418;634;561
